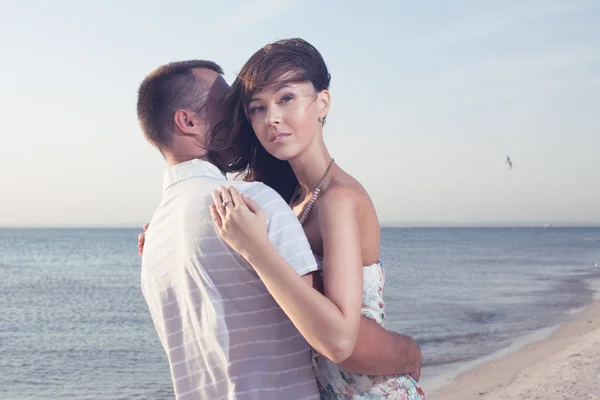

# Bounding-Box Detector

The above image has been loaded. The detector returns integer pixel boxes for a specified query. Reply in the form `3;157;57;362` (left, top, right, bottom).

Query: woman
208;38;426;399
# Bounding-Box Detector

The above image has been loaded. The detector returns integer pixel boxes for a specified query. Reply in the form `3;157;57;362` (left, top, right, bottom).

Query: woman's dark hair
207;38;331;203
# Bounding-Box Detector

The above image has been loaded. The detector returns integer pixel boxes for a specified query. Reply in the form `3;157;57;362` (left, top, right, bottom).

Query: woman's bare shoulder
318;172;373;214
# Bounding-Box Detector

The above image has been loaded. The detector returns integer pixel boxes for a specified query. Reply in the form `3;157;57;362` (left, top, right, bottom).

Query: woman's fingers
138;232;145;256
138;225;147;256
242;193;264;215
210;204;222;229
212;189;228;222
218;185;233;207
228;186;244;209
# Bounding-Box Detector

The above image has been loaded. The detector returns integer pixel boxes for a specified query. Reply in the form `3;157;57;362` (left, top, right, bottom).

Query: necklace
289;158;335;224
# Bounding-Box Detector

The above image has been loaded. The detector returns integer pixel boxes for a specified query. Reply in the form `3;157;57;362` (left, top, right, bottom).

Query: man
137;60;421;400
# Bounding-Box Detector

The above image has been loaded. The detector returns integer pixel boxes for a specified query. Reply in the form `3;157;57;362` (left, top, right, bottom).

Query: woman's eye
248;105;264;115
279;94;293;103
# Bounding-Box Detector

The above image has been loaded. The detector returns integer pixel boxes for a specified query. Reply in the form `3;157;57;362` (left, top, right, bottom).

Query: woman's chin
264;145;298;162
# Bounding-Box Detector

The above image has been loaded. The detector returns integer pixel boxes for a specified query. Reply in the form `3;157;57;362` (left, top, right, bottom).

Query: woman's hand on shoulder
210;185;271;260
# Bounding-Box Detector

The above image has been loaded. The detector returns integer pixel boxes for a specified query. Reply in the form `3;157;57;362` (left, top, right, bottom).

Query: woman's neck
288;141;334;196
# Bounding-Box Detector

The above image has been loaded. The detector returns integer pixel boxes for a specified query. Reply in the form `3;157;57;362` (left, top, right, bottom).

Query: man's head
137;60;230;165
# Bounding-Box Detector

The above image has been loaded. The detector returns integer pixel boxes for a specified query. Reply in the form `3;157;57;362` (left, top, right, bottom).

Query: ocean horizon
3;222;600;229
2;227;600;399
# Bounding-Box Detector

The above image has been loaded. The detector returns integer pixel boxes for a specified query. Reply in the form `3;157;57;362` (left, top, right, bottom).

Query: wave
582;236;600;241
417;331;489;346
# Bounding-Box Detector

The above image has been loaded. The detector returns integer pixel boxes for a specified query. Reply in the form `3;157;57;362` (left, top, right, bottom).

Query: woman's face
246;80;329;161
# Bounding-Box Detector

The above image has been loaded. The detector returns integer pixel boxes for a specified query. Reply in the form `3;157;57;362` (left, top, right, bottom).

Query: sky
0;0;599;227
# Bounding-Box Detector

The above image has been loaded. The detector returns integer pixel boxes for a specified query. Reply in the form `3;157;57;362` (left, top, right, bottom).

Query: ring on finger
221;200;233;207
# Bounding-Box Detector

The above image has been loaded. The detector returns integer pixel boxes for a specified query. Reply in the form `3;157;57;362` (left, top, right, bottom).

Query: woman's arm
211;185;363;363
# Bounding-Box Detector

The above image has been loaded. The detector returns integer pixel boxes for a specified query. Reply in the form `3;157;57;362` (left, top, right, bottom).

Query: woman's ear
317;90;330;121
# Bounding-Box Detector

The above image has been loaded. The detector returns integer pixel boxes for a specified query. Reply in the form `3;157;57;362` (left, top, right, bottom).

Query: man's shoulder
231;181;286;208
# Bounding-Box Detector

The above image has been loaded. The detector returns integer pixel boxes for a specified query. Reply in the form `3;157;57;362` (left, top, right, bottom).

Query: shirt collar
163;158;227;193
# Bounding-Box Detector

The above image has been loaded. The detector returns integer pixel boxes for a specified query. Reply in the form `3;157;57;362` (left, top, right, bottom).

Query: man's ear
174;109;195;133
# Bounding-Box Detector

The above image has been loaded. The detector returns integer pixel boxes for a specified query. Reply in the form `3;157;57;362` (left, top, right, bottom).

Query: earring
318;117;323;124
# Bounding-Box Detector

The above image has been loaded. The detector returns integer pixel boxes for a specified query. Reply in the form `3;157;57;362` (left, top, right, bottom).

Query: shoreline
426;300;600;399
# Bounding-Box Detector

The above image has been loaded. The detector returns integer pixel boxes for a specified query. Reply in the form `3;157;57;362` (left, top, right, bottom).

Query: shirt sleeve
240;183;319;276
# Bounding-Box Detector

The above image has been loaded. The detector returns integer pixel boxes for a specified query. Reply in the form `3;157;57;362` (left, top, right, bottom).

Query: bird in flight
506;156;513;169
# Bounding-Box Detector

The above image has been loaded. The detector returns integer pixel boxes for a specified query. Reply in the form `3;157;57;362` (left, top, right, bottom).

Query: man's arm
340;317;422;380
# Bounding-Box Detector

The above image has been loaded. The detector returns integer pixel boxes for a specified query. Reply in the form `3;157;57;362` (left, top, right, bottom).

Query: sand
428;301;600;400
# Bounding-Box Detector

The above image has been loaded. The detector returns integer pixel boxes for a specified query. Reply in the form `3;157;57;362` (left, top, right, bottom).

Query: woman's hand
138;223;149;256
210;185;270;259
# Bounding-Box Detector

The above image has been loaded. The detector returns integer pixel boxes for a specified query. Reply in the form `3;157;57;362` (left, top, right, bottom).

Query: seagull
505;156;513;169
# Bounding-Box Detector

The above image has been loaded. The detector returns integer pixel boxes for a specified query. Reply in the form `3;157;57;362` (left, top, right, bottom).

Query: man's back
141;160;319;400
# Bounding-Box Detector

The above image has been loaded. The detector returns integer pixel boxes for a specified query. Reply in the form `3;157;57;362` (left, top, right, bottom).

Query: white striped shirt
141;159;320;400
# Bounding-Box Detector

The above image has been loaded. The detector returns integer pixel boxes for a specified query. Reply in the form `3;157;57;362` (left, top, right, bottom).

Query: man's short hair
137;60;224;149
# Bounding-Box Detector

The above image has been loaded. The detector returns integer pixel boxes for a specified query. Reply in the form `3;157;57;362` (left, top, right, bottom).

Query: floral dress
312;256;427;400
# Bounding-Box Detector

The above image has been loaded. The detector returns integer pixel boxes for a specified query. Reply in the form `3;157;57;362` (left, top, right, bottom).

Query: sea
1;227;600;399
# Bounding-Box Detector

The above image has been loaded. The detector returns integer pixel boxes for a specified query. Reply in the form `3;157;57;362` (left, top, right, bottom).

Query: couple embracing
137;38;426;400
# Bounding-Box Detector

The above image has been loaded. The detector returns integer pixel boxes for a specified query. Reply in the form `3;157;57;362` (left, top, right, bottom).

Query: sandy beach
429;301;600;399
